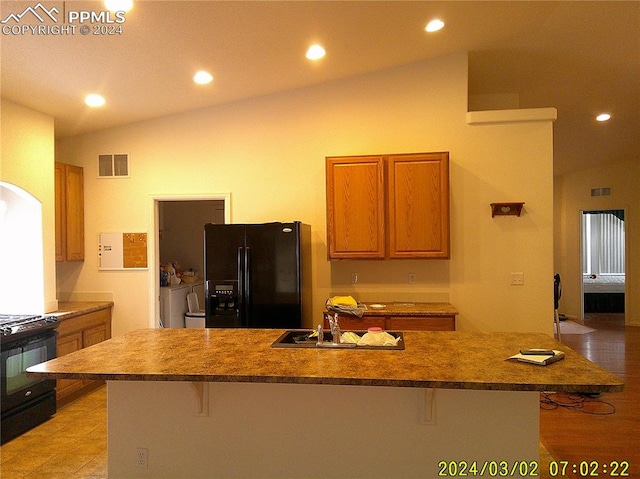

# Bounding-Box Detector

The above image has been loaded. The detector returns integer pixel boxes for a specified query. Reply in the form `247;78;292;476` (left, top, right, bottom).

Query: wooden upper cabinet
55;162;85;262
326;156;385;259
54;163;67;261
387;153;450;259
326;152;450;260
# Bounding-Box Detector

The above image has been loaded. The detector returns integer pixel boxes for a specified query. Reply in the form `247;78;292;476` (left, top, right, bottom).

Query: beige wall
555;159;639;325
1;99;57;312
54;53;555;337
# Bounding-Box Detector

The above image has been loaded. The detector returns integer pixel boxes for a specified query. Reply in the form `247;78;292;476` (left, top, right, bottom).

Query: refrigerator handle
237;247;244;311
244;246;251;318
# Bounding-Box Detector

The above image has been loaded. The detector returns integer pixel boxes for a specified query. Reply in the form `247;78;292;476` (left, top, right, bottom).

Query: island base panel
107;381;539;478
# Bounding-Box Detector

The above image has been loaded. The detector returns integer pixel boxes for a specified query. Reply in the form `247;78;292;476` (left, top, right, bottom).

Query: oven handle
2;329;57;349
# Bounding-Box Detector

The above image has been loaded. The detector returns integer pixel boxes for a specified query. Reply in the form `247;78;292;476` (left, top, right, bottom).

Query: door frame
148;193;231;328
578;208;628;322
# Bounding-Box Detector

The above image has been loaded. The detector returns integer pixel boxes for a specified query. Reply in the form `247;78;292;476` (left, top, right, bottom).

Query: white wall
55;53;555;336
555;159;639;325
1;99;57;313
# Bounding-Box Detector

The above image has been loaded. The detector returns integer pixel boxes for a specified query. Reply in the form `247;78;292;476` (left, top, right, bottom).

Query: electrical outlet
351;272;358;284
408;273;416;284
510;272;525;286
136;447;148;469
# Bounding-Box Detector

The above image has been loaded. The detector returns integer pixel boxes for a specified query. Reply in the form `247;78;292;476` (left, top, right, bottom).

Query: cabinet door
83;323;110;348
56;332;84;399
54;163;67;261
65;164;85;261
387;153;449;259
326;156;385;259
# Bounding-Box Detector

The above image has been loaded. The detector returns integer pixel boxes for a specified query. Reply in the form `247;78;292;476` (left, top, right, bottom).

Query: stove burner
0;314;58;339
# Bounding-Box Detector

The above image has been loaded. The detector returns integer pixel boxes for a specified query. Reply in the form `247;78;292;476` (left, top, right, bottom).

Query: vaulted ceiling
2;1;638;175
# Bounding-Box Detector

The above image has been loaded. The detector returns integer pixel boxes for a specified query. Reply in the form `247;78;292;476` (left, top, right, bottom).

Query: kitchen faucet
316;313;355;349
328;312;341;344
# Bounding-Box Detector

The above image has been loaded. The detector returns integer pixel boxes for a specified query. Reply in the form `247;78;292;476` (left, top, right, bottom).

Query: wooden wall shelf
490;202;524;217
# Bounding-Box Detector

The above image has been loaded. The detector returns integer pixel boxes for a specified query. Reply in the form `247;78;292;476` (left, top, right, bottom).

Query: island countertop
28;328;623;393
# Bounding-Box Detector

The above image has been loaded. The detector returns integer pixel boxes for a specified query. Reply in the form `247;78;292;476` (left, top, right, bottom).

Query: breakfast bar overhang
28;328;623;478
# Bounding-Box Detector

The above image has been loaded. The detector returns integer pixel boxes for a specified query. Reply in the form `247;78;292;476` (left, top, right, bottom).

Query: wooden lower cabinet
56;307;112;405
387;315;455;331
56;332;83;400
324;314;455;331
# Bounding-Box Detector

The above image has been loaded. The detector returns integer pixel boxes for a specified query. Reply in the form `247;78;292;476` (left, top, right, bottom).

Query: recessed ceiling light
104;0;133;12
85;94;105;107
425;19;445;33
193;70;213;85
306;44;326;61
596;113;611;122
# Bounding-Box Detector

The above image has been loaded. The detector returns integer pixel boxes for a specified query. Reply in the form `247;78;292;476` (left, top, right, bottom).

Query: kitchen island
28;328;623;478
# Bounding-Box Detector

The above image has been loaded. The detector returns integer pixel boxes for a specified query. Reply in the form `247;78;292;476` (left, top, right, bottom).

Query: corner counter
28;328;622;478
53;301;113;319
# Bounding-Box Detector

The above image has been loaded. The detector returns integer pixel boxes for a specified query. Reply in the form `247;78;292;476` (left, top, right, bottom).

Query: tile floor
0;387;107;479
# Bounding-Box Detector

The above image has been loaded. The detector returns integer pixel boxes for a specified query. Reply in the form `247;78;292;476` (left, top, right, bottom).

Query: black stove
1;313;59;444
0;314;58;342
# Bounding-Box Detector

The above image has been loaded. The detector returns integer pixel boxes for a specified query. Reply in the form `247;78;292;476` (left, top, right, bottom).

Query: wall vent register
590;187;611;197
98;154;129;177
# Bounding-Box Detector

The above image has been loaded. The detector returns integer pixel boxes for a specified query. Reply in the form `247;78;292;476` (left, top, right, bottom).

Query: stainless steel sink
270;329;405;350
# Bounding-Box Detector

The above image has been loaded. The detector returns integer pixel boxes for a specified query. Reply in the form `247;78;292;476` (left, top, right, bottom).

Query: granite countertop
28;328;623;393
355;302;458;317
52;301;114;321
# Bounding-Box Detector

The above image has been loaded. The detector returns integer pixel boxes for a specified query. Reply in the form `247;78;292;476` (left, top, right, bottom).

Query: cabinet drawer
57;308;111;337
322;314;456;332
387;316;455;331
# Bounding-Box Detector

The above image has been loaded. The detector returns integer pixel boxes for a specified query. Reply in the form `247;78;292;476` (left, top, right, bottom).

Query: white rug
554;320;596;335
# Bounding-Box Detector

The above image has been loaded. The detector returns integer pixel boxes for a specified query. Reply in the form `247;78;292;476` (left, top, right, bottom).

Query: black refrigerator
204;222;311;329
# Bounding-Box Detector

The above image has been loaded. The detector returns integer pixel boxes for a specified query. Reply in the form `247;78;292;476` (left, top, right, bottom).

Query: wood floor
540;313;640;479
1;313;637;478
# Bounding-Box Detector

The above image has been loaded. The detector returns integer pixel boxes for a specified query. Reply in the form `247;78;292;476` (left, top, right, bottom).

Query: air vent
98;154;129;178
590;187;611;197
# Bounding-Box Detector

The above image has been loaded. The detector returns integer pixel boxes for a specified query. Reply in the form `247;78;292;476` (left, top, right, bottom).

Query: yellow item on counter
358;330;400;347
328;296;357;307
340;331;361;344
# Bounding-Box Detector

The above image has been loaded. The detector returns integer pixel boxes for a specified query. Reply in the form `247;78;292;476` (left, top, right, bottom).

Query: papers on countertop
508;350;565;366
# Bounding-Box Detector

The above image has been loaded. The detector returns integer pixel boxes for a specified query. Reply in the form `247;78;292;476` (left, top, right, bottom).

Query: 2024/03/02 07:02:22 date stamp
436;460;631;477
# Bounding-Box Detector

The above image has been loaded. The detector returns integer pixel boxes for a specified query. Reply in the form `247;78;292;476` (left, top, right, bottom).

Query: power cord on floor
540;392;616;415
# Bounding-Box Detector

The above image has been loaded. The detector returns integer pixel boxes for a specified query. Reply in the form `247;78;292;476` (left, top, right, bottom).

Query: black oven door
1;329;57;414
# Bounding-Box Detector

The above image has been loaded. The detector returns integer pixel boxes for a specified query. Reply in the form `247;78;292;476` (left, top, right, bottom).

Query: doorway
580;209;626;322
149;194;230;328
